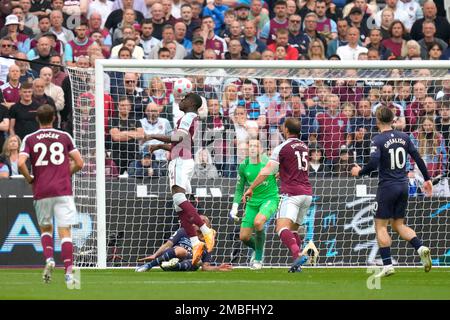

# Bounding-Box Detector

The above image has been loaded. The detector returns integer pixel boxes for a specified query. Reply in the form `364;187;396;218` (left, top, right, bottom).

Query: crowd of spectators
0;0;449;182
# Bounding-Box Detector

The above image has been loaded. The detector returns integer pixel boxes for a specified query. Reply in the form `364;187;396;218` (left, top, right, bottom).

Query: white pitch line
2;280;314;286
2;269;450;276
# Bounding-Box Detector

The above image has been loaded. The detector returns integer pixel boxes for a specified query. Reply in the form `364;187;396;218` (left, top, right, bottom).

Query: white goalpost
68;59;450;269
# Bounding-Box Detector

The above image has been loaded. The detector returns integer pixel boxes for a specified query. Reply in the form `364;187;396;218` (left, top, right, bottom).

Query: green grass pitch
1;268;449;300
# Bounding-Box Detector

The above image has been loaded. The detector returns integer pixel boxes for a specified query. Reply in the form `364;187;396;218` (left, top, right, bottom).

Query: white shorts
34;196;78;228
277;194;312;225
168;158;195;194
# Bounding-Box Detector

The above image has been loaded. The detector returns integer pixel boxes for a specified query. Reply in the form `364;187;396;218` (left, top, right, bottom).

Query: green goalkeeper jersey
233;155;279;207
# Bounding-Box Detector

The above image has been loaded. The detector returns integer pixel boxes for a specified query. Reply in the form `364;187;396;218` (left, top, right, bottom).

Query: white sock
200;224;210;234
190;236;200;246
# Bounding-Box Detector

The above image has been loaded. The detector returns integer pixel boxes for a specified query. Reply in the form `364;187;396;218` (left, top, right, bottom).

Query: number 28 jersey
20;128;78;200
270;138;312;196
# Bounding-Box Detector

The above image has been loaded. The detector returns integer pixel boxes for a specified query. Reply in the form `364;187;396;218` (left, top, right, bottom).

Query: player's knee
173;193;188;207
172;185;186;195
239;233;251;242
40;225;53;234
378;238;391;247
174;247;188;258
254;217;266;231
276;226;289;237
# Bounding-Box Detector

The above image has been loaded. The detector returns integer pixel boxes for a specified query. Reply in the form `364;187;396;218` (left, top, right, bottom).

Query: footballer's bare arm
149;144;172;153
144;130;189;144
18;154;33;184
69;150;84;175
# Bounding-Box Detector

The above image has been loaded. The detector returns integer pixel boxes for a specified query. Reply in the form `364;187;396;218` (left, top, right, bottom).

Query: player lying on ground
243;118;318;273
18;104;84;286
230;139;280;270
351;106;433;278
159;256;233;272
136;215;232;272
142;93;215;265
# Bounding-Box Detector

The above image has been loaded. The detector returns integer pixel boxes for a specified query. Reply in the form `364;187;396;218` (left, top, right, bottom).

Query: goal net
67;60;450;268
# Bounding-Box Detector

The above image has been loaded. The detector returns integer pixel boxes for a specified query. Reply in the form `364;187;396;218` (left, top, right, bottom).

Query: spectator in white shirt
20;0;39;35
375;0;412;31
140;102;173;161
39;67;64;110
139;19;161;59
111;37;145;59
112;0;150;18
39;66;65;125
0;37;16;84
336;27;368;60
398;0;423;30
49;10;74;45
87;0;114;28
149;24;187;59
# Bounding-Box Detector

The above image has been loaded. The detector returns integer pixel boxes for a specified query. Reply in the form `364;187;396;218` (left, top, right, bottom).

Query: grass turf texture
1;268;449;300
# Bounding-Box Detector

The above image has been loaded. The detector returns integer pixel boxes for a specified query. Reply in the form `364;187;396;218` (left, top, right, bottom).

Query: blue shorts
375;184;409;220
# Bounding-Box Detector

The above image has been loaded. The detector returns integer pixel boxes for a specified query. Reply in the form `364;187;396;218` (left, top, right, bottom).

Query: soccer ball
173;78;193;96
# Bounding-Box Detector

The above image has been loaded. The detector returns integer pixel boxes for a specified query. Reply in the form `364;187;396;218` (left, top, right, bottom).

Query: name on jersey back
290;141;307;150
36;132;60;140
384;138;406;149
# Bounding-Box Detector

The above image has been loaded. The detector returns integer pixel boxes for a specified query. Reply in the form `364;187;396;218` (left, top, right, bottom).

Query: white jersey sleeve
178;112;197;133
270;144;283;164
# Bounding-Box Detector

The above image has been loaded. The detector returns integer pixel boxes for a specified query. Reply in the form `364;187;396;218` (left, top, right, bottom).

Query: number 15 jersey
270;138;312;196
20;128;78;200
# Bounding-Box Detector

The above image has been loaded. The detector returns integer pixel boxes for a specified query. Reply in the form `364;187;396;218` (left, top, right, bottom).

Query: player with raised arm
143;93;215;265
351;106;433;278
18;104;84;286
135;215;232;272
243;118;318;273
230;139;280;270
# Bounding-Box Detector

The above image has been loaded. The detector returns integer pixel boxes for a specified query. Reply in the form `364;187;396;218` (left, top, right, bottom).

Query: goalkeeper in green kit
230;139;279;270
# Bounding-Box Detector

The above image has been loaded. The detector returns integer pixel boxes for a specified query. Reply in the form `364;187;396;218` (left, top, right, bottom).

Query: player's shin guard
41;232;54;260
379;247;392;266
255;230;265;261
177;260;194;271
180;201;205;228
293;233;302;249
278;228;300;260
61;238;73;274
178;210;197;237
163;260;195;271
173;193;204;236
409;237;423;251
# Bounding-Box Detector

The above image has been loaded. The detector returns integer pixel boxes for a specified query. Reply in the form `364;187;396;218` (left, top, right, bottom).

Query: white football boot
250;261;263;270
42;258;55;284
161;258;180;270
418;246;432;272
374;264;395;278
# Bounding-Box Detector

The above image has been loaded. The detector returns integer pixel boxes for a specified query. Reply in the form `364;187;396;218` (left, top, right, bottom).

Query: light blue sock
298;255;308;266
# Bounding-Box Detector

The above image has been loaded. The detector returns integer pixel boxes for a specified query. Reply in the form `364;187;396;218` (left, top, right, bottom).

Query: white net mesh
68;63;450;268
